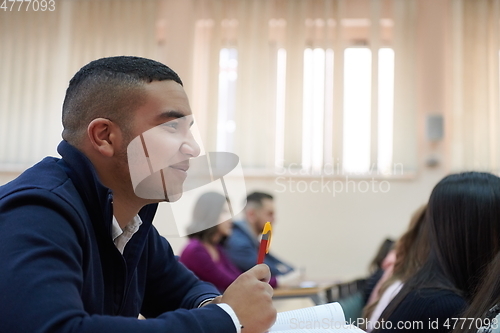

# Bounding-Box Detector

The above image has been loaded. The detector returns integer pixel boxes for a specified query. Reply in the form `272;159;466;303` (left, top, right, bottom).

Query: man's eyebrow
159;111;195;126
159;110;186;120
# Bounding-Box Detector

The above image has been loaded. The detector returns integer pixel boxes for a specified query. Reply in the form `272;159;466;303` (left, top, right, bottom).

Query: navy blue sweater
0;141;235;333
225;220;294;277
376;288;468;333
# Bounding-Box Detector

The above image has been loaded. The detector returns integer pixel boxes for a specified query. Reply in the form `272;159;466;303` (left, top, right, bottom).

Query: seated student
363;204;429;332
365;248;396;310
374;172;500;333
453;251;500;333
180;192;277;291
0;56;276;333
363;238;396;305
224;192;299;286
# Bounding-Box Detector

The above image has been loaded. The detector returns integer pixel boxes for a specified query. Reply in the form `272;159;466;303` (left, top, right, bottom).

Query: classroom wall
162;171;445;281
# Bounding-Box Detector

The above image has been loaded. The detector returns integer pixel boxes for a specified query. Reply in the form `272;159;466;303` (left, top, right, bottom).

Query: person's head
244;192;274;234
62;56;200;203
376;172;500;329
369;238;395;273
187;192;233;245
423;172;500;297
62;56;183;147
362;206;428;324
392;204;429;282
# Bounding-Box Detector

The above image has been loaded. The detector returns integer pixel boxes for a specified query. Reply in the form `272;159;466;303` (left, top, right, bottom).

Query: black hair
362;206;429;327
245;192;273;209
187;192;230;244
369;238;396;274
374;172;500;330
62;56;182;144
454;251;500;333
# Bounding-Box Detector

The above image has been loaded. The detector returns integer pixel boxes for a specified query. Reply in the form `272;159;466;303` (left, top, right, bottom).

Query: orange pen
257;222;272;264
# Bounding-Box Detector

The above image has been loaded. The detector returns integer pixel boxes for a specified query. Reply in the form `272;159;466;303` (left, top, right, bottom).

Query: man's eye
164;121;179;130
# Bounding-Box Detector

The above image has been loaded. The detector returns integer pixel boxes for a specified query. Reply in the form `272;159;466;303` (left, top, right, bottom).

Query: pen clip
262;222;272;254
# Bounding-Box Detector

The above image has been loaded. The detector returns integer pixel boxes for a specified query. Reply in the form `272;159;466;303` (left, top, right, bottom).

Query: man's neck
112;195;143;229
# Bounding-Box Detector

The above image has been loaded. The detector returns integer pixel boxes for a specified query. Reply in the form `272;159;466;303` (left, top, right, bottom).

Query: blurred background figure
363;204;429;332
224;191;299;287
374;172;500;333
362;238;396;306
180;191;277;292
337;237;395;323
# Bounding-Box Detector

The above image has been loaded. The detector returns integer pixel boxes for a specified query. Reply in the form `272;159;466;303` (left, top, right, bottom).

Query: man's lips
169;162;190;172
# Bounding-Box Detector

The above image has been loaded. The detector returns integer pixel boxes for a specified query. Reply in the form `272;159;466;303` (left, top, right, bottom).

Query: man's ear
246;208;256;222
87;118;120;157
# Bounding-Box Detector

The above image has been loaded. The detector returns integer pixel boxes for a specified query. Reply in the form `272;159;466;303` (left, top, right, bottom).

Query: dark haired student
180;192;278;292
0;56;276;333
225;192;298;287
374;172;500;333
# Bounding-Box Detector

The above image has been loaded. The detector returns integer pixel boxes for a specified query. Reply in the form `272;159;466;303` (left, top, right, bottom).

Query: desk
272;282;338;305
272;279;366;305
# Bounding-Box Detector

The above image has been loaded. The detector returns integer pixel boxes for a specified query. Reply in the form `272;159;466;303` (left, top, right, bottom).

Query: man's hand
221;264;277;333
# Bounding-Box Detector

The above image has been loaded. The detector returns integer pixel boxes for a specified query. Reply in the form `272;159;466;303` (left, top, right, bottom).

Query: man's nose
181;133;201;157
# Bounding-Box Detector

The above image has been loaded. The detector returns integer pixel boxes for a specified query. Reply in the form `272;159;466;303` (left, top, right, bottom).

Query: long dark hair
369;238;395;274
375;172;500;328
186;192;230;245
454;251;500;333
392;204;429;282
362;205;429;323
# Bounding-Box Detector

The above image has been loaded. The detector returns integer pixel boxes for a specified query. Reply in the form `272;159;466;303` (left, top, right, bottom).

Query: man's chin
163;192;183;203
131;171;186;202
132;187;184;203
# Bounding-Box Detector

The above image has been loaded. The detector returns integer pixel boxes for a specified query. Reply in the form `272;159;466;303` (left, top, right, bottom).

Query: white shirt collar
111;215;143;254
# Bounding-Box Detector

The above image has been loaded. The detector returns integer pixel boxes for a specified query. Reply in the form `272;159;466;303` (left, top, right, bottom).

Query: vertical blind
188;0;418;174
450;0;500;172
0;0;158;170
1;0;499;175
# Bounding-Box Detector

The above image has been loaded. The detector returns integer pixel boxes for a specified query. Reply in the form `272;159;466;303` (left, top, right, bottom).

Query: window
275;48;287;169
301;48;335;173
342;47;395;174
377;48;395;174
204;7;401;175
221;44;396;174
343;47;372;174
298;46;395;175
215;44;395;175
217;48;238;153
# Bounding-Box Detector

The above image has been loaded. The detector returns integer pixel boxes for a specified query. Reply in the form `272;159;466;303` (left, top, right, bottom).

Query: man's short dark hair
62;56;183;145
245;192;273;210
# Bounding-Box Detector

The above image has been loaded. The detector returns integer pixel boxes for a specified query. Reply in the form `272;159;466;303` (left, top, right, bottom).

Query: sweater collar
56;140;158;232
234;220;260;246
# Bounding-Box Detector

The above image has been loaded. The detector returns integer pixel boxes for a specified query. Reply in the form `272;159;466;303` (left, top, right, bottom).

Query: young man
225;192;296;282
0;56;276;333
